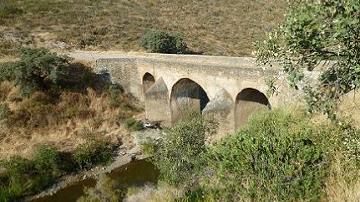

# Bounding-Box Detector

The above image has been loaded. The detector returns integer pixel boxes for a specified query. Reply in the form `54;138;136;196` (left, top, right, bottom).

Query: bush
140;138;158;156
0;1;23;19
0;63;16;82
0;48;101;97
0;156;34;200
73;139;113;169
201;109;334;201
256;0;360;119
0;142;115;201
125;118;143;131
33;146;62;177
150;112;212;185
0;146;66;201
140;29;187;54
0;103;11;121
1;48;71;96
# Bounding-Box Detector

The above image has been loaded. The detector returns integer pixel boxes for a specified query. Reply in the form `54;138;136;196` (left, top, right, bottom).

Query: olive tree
256;0;360;119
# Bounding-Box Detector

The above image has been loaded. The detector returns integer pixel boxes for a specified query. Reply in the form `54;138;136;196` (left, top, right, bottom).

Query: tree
140;29;188;54
11;48;72;96
256;0;360;119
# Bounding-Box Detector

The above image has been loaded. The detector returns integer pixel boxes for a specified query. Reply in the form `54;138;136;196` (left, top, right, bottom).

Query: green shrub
33;146;62;177
140;29;187;54
0;63;16;82
6;48;72;96
0;146;66;201
0;1;23;19
0;103;11;121
73;139;113;169
0;142;114;201
140;138;158;155
125;118;143;131
201;109;333;201
0;48;98;97
151;112;212;185
1;156;35;200
338;122;360;165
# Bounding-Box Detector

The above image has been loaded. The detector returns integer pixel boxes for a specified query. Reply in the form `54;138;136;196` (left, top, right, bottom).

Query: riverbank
25;128;162;202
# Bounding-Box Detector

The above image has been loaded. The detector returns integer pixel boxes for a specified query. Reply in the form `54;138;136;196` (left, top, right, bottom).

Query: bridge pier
94;53;299;135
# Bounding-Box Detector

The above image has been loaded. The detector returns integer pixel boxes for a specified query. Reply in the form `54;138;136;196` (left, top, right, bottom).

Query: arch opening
142;72;155;93
235;88;270;129
170;78;210;123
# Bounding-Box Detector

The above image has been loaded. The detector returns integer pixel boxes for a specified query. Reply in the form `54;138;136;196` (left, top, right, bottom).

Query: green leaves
256;0;360;119
150;112;211;185
203;109;331;201
73;139;112;170
140;29;188;54
0;103;10;121
0;48;72;96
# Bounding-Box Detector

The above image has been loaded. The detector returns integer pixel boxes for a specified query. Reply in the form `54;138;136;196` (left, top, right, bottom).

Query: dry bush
0;84;139;158
8;92;55;128
0;81;13;101
56;92;95;121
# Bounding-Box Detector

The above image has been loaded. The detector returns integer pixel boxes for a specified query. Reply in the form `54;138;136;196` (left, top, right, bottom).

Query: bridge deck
69;51;279;70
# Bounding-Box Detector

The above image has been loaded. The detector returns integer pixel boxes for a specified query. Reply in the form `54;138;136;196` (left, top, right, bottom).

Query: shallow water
32;160;159;202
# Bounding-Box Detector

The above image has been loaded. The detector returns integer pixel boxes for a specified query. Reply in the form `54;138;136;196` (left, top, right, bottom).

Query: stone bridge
74;52;298;134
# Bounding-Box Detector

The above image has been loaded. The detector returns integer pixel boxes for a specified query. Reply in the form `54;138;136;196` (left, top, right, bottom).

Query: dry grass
0;0;286;57
338;90;360;128
0;83;140;159
325;155;360;202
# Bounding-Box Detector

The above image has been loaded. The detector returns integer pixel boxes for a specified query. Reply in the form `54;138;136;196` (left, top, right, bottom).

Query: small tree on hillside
8;48;72;96
256;0;360;119
140;29;188;54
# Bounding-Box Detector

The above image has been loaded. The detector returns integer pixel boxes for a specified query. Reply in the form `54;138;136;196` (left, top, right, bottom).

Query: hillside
0;0;286;57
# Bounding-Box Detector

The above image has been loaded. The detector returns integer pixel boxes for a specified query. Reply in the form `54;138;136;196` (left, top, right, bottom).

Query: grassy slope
0;0;285;57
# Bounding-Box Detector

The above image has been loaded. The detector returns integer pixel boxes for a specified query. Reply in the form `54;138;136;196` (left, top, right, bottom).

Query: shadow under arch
142;72;155;93
235;88;271;129
170;78;210;123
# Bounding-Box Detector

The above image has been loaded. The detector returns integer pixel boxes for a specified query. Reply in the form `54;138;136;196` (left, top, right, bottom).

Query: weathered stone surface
203;88;234;135
144;77;171;125
85;52;302;134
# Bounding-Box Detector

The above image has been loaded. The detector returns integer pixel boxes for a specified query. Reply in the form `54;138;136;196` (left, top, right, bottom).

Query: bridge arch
170;78;210;123
142;72;155;93
235;88;270;129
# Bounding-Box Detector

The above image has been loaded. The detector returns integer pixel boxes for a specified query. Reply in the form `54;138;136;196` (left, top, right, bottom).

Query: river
32;160;159;202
